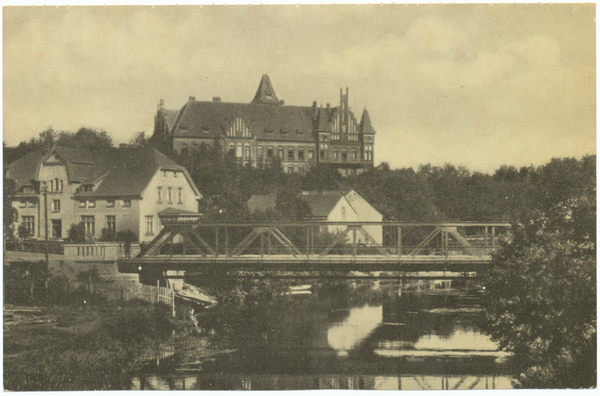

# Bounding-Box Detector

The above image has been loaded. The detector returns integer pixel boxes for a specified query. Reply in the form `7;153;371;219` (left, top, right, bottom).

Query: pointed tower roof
251;74;283;105
360;108;376;135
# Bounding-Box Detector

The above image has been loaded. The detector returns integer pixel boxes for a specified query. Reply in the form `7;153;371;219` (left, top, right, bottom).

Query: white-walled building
7;146;202;243
248;189;383;245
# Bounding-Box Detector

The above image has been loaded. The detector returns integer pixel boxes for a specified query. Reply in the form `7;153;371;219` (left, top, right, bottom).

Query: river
131;278;517;390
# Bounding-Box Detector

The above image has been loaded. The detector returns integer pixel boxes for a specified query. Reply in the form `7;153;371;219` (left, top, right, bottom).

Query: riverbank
3;301;204;391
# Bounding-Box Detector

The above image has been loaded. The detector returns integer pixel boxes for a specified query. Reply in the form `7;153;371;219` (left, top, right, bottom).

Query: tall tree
482;195;596;388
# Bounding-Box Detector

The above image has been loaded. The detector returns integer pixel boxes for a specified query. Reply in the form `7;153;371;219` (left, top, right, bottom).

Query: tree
66;223;87;243
115;229;137;243
129;131;149;147
482;196;596;388
3;171;18;240
99;227;116;242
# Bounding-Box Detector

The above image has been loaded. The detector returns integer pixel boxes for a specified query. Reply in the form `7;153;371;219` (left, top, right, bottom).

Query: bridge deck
118;254;491;274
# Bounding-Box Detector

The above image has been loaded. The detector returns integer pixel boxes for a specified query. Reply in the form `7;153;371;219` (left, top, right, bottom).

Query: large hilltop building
151;75;376;176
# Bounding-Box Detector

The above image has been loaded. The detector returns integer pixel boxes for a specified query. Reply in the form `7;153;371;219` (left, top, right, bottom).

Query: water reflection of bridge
118;218;510;279
133;285;514;390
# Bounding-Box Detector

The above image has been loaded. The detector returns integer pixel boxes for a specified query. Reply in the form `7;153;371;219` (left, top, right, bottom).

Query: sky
3;4;596;174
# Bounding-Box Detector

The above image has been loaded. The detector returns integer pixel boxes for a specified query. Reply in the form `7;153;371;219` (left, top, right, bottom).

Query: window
19;201;27;208
55;178;59;191
59;180;63;192
174;172;177;178
145;216;154;235
52;200;60;212
364;144;373;161
287;147;295;160
308;149;314;160
257;146;264;160
287;165;294;174
333;151;339;160
228;144;235;156
236;145;243;158
352;151;357;161
277;147;284;159
123;200;131;208
342;152;347;161
341;206;346;221
298;148;305;161
79;201;86;208
88;200;96;208
168;188;173;203
107;200;115;208
298;165;305;175
106;216;116;233
22;216;35;235
244;145;251;158
157;187;162;203
181;143;188;156
50;180;54;192
81;216;95;236
267;147;274;158
163;171;167;177
178;188;183;204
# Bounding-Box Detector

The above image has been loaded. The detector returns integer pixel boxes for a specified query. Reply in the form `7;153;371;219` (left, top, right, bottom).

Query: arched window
244;145;251;158
228;143;235;156
236;144;243;158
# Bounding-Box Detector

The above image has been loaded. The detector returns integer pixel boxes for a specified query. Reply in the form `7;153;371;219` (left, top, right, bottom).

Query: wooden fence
93;282;175;312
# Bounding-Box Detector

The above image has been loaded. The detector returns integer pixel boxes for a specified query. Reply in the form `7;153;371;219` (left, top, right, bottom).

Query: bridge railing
133;221;511;260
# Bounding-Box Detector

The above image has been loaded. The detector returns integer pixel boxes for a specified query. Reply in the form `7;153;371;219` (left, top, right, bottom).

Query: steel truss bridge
117;212;510;279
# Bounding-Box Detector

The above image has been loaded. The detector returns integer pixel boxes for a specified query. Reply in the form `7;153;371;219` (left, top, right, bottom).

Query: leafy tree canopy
482;195;596;388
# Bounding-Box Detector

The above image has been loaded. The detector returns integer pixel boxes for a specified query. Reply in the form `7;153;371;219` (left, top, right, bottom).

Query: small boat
176;284;217;308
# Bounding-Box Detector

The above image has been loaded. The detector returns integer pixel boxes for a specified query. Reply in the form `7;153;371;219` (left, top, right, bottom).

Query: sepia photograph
3;4;596;391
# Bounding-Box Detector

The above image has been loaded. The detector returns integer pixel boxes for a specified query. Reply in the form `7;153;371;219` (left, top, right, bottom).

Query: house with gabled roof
247;189;382;244
151;75;376;176
7;146;202;242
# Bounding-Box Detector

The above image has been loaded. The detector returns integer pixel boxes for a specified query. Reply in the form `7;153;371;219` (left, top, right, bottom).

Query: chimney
189;96;196;101
213;97;221;102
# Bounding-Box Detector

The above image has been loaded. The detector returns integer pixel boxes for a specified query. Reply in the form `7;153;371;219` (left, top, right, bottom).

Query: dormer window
265;129;274;136
281;130;289;136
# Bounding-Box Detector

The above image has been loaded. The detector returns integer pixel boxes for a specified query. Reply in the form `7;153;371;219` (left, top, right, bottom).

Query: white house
248;189;383;245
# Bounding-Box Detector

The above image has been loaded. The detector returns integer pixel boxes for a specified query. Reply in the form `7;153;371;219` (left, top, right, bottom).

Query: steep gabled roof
300;194;345;218
251;74;282;105
6;150;44;188
360;108;376;135
88;147;194;197
7;146;200;199
171;101;315;142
